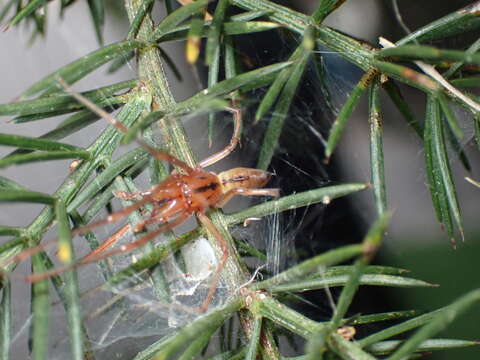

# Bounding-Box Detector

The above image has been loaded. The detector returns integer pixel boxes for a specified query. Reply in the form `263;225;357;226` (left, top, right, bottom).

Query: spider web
0;3;366;359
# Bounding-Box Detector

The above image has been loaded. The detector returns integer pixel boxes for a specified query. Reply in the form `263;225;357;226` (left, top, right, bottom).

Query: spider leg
214;188;280;209
58;77;194;174
195;212;229;313
199;106;241;169
81;223;131;263
72;196;153;237
77;212;190;264
24;212;191;283
81;197;183;262
0;196;152;270
114;189;151;201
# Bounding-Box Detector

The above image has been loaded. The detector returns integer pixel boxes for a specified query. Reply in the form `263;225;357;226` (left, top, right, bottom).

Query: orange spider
1;80;279;312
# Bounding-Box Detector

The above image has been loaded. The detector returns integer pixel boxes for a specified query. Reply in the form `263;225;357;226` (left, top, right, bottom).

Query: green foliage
0;0;479;359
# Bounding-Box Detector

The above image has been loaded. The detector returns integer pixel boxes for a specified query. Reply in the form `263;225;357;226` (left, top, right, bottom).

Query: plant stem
124;0;276;353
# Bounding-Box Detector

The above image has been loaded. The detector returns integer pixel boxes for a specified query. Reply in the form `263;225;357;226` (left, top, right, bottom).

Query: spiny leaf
359;306;450;348
306;327;330;359
0;0;17;23
20;40;145;98
6;107;116;161
207;43;221;146
68;210;112;281
0;226;23;237
159;20;281;42
312;0;347;24
205;0;229;65
351;310;418;325
177;327;217;360
444;121;471;172
326;265;409;276
373;60;439;93
176;61;292;112
255;46;302;122
444;37;480;78
127;0;154;40
225;183;369;226
475;112;480;151
252;296;322;339
0;150;90;169
34;108;105;141
87;0;105;45
0;176;27;190
152;0;209;40
437;93;463;140
151;300;242;360
30;252;50;360
8;0;45;26
54;200;84;360
377;45;480;65
325;69;377;160
269;273;434;293
205;0;229;143
329;333;377;360
369;81;387;216
424;97;446;232
397;3;480;45
368;339;479;355
450;76;480;88
108;51;135;73
435;95;471;171
0;281;11;360
245;316;262;360
0;133;85;153
122;111;165;144
257;50;310;170
0;189;55;205
330;213;390;330
125;98;227;144
387;289;480;360
382;79;423;136
67;147;148;212
9;94;125;123
428;96;464;243
157;46;183;81
164;0;173;14
363;212;391;255
231;10;274;22
0;79;134;117
252;244;363;291
222;20;280;35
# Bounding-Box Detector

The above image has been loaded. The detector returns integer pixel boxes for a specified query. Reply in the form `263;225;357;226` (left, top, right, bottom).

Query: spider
1;79;279;312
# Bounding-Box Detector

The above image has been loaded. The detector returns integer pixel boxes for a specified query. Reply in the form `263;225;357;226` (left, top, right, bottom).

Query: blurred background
1;0;479;359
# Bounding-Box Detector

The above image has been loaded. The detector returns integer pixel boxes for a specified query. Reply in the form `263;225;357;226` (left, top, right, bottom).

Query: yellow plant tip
186;36;201;64
302;25;315;51
303;37;315;51
57;243;72;263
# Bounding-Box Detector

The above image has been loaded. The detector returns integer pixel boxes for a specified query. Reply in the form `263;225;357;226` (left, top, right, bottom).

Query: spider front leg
58;78;195;175
24;213;191;283
214;188;280;209
81;223;131;263
194;212;230;313
0;196;153;271
199;106;242;169
114;189;152;201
